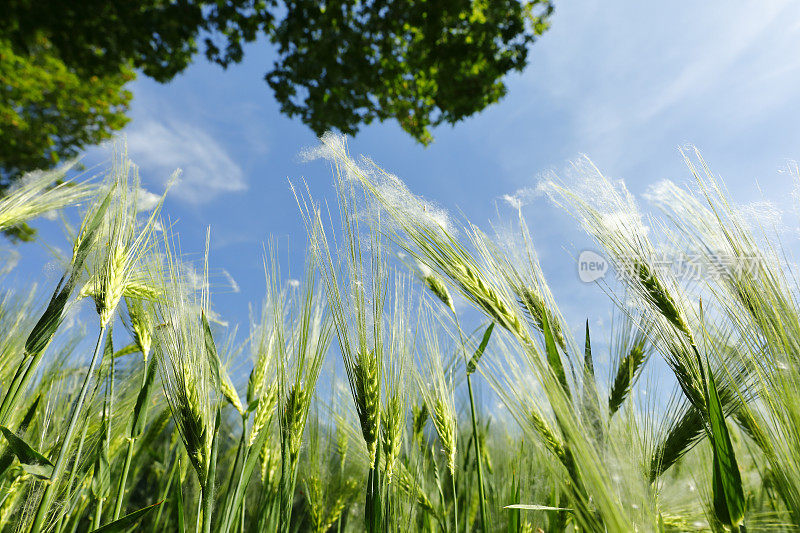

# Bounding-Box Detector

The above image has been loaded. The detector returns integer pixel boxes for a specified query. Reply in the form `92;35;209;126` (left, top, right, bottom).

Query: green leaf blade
540;308;571;401
706;366;746;527
466;322;494;375
0;425;53;472
89;501;162;533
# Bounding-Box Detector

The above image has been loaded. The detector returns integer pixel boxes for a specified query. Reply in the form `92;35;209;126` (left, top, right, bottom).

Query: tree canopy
0;36;134;240
266;1;553;144
0;37;133;184
0;0;553;195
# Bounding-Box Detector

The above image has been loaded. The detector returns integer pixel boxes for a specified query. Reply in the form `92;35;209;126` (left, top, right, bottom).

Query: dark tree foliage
0;36;134;240
0;38;133;184
0;1;553;233
267;1;552;144
3;0;552;144
1;0;277;82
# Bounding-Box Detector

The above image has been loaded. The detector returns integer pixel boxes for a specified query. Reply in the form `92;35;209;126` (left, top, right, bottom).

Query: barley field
0;135;797;532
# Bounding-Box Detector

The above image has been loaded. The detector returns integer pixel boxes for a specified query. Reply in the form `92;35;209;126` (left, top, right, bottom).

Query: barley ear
354;355;381;464
202;311;245;416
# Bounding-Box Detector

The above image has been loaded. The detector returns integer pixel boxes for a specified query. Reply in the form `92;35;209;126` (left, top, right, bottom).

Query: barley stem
202;410;221;533
465;374;486;530
112;364;149;520
151;449;180;532
454;312;488;532
219;414;248;532
365;446;383;533
451;468;459;533
53;415;91;533
278;439;299;533
31;324;108;533
0;348;48;425
195;486;203;533
0;358;30;425
92;498;103;530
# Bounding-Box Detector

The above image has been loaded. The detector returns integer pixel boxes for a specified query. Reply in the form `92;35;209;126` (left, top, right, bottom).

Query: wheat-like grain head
417;316;458;475
268;247;333;468
293;168;387;466
353;352;381;463
123;295;154;361
80;147;171;327
247;298;278;406
0;159;96;232
150;231;215;485
250;383;277;447
382;275;412;482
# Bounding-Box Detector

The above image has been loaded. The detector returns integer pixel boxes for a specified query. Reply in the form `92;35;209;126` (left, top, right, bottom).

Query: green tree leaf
0;37;132;200
1;0;554;177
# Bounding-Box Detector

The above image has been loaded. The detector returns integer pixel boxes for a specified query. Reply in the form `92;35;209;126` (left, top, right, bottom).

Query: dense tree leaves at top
0;38;133;183
0;1;553;235
1;0;277;82
0;37;133;240
267;1;553;144
3;0;552;141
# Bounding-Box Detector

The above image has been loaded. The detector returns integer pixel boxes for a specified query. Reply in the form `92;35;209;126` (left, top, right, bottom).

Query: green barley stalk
382;274;411;486
544;156;747;528
268;249;332;532
111;296;158;520
608;310;653;417
150;230;217;531
31;151;167;533
428;277;492;532
29;317;109;533
0;182;113;427
411;245;495;529
381;275;413;529
306;135;649;530
216;294;279;532
90;329;115;529
651;150;800;524
294;165;387;532
417;313;459;531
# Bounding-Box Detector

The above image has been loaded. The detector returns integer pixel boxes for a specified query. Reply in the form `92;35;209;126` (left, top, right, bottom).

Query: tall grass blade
0;425;53;478
88;501;162;533
0;394;40;478
706;358;746;528
467;322;494;375
581;321;603;443
540;306;571;402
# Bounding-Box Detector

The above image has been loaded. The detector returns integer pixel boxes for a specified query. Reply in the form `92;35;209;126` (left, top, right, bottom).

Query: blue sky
11;0;800;377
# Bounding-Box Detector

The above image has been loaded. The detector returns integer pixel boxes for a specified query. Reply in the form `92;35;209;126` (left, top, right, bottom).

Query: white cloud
126;119;247;204
182;262;208;292
136;187;161;211
221;269;240;293
0;249;20;276
486;0;800;178
500;187;540;209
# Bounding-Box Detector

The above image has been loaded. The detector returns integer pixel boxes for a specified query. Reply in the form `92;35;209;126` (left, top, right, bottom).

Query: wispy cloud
136;187;161;211
221;269;240;293
126;119;247;204
481;0;800;180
